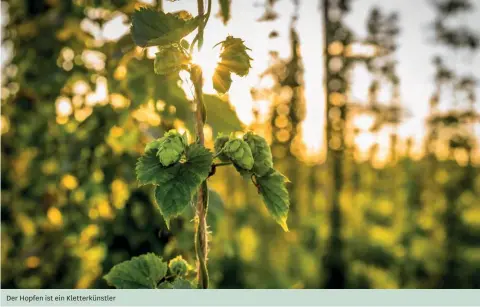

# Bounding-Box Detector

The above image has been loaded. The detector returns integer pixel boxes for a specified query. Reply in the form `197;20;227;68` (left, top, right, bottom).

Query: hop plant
214;133;230;162
131;8;203;47
168;255;190;277
218;36;252;77
212;36;252;94
154;44;191;75
152;130;188;167
223;138;254;170
243;132;273;177
212;64;232;94
105;4;291;290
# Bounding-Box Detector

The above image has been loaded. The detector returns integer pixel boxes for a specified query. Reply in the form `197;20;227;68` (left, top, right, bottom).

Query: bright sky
161;0;480;157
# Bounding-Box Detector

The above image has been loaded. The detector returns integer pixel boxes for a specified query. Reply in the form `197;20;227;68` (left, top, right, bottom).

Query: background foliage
1;0;479;289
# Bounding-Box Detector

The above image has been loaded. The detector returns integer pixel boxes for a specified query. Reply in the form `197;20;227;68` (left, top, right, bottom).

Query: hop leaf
131;8;202;47
153;144;213;226
217;0;231;25
104;253;167;289
136;141;212;226
136;149;178;186
156;130;188;167
212;64;232;94
168;255;191;276
154;44;191;75
243;131;273;177
224;138;254;170
214;133;230;162
218;36;252;76
256;169;290;231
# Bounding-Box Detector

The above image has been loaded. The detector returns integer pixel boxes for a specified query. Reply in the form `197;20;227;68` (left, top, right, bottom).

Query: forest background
1;0;479;289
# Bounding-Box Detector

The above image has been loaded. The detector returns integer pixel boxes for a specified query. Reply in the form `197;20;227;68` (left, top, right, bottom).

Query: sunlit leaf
154;44;191;75
256;169;290;231
204;94;242;135
131;8;202;47
217;36;253;77
212;64;232;94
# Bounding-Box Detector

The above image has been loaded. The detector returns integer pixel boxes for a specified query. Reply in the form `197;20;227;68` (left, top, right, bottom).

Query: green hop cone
154;44;191;75
212;64;232;94
224;138;254;170
145;137;165;153
168;255;190;276
243;131;273;177
218;36;252;77
214;134;230;162
156;130;188;167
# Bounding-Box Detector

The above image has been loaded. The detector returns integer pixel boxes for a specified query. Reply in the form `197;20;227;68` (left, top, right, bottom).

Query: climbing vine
104;1;290;289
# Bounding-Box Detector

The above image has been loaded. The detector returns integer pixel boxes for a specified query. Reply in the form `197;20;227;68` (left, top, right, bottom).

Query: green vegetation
1;0;478;289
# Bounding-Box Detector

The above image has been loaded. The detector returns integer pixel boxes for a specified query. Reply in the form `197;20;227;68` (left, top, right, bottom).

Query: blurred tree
320;0;355;289
425;0;479;288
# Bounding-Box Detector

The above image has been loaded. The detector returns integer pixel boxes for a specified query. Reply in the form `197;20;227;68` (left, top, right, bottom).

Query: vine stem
190;63;209;289
213;162;232;167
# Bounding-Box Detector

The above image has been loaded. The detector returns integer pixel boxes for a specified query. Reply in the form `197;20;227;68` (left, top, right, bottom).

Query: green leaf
158;281;173;289
217;0;231;25
154;44;191;75
243;132;273;177
131;8;202;47
256;169;290;231
204;94;242;135
136;149;178;186
212;64;232;94
214;133;230;162
104;253;168;289
154;144;213;226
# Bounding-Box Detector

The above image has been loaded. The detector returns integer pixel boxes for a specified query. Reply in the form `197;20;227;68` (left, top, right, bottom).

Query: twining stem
213;162;232;167
156;0;163;11
190;64;209;289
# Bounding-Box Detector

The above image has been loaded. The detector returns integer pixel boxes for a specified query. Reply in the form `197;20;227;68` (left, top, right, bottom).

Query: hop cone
224;138;254;170
168;255;190;276
243;131;273;177
212;64;232;94
155;130;187;166
214;134;230;162
154;44;191;75
218;36;252;77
